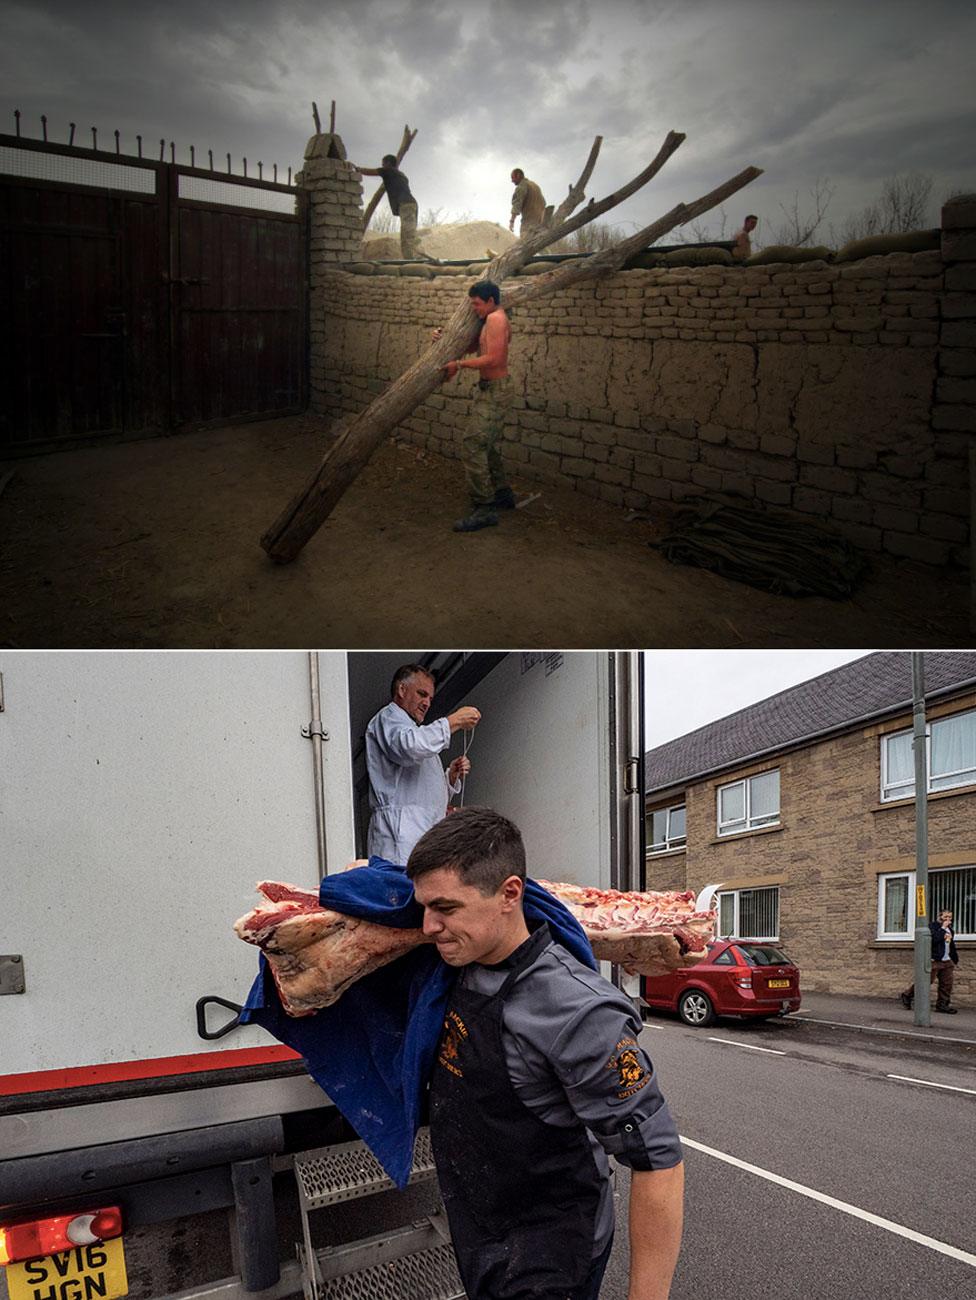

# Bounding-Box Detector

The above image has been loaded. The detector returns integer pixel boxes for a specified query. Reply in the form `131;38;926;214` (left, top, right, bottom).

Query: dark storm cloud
2;0;973;232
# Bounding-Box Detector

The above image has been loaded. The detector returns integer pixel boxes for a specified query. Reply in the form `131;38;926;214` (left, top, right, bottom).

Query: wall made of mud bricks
308;196;972;565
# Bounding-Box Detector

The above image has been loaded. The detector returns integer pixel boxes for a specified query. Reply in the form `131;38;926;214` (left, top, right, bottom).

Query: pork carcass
234;880;429;1017
535;880;715;977
235;877;715;1017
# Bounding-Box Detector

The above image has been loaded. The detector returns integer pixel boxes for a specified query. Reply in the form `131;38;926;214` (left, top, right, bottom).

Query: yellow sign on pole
916;885;926;917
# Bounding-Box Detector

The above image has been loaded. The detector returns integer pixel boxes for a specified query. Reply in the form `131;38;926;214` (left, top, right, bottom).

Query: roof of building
645;651;976;796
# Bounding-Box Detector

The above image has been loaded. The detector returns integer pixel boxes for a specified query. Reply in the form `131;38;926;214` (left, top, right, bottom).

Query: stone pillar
295;132;364;416
936;195;976;626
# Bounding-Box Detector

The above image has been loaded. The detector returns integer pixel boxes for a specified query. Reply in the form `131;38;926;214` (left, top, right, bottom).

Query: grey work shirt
458;925;682;1257
365;702;460;864
377;165;416;215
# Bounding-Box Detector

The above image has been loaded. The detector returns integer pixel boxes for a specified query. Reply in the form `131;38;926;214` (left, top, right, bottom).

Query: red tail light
734;972;753;989
0;1208;122;1266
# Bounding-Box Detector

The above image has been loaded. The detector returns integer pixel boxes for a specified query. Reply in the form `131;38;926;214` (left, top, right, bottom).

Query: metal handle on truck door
196;995;244;1039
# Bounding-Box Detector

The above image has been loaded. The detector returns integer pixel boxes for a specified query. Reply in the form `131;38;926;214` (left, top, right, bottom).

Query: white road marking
887;1074;976;1096
706;1037;786;1055
680;1135;976;1268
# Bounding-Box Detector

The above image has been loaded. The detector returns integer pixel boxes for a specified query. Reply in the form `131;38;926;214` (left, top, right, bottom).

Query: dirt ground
0;414;971;649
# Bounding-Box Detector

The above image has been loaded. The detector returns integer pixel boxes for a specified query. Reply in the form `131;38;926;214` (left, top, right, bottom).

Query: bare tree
676;206;729;244
555;220;628;253
366;209;397;235
260;131;762;563
830;172;935;245
767;176;835;247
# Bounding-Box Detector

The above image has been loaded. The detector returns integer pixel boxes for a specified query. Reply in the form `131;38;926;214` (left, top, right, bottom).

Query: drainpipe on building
911;652;931;1028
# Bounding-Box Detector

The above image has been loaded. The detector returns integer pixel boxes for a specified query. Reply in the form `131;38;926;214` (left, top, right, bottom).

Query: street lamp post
911;652;931;1028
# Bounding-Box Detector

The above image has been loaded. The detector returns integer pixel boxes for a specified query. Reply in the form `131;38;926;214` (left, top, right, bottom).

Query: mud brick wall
304;175;974;565
936;195;976;603
295;135;364;296
643;690;976;998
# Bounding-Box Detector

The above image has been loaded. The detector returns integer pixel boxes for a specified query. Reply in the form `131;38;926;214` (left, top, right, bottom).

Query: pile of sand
361;220;518;262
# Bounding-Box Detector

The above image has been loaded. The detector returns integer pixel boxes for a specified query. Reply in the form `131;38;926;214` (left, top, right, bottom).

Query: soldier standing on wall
353;153;435;261
509;168;547;235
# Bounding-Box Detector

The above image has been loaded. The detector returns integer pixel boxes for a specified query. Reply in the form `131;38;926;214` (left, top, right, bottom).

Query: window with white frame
717;886;779;940
877;865;976;940
881;708;976;802
648;803;686;853
716;769;780;836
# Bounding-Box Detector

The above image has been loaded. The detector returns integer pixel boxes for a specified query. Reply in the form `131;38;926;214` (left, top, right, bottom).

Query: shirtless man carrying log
434;280;517;533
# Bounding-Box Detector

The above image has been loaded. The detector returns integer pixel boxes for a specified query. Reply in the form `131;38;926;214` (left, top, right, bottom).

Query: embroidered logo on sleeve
438;1010;468;1078
605;1036;650;1099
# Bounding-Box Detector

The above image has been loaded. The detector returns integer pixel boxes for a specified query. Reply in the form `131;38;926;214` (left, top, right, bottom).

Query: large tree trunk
261;132;762;563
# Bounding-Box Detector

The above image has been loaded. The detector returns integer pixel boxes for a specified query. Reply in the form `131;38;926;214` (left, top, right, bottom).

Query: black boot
935;1004;958;1014
453;507;498;533
899;992;912;1009
492;486;517;510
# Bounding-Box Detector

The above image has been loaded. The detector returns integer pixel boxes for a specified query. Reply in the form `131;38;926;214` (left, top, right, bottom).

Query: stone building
643;652;976;997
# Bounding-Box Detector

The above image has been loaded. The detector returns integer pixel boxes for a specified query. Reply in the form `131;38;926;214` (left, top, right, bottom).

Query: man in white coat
365;664;481;864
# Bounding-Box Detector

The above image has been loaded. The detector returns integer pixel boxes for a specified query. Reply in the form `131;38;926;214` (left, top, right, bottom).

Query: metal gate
0;132;308;455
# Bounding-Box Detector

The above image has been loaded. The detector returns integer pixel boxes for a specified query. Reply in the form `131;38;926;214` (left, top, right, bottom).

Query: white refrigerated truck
0;650;644;1300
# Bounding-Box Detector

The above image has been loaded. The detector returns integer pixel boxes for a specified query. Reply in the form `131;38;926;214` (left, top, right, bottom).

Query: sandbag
747;245;833;265
834;229;940;262
660;246;732;266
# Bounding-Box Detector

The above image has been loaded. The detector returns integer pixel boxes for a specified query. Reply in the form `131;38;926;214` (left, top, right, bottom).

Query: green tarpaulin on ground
650;497;868;600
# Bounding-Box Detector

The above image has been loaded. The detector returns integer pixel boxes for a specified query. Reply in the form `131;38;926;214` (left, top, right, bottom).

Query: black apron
429;924;603;1299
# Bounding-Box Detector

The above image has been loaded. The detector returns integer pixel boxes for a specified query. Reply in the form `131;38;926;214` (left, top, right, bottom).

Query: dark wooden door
1;138;306;454
172;197;306;428
1;183;126;450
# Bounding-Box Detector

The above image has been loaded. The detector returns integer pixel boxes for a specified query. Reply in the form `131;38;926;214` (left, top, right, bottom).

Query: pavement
791;990;976;1046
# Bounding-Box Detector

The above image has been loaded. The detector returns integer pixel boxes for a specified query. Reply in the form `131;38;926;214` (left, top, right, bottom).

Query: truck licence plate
6;1237;128;1300
767;979;790;989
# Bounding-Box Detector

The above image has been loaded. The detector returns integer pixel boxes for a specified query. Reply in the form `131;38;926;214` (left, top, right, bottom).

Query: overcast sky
2;0;973;242
643;649;873;749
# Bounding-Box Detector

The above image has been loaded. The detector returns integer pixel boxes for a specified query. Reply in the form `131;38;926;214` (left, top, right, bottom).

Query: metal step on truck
0;650;645;1300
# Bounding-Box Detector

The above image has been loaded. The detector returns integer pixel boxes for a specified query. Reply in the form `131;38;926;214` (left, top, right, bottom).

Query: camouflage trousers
399;201;421;259
460;377;513;507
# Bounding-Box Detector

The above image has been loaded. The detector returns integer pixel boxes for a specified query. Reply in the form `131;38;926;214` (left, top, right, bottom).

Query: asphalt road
4;1011;971;1300
598;1011;976;1299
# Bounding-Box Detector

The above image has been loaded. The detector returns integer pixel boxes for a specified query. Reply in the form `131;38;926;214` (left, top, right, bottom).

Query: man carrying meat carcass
407;806;684;1300
365;664;480;865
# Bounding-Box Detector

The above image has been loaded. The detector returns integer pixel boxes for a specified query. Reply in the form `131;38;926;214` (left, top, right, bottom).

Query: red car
642;938;801;1027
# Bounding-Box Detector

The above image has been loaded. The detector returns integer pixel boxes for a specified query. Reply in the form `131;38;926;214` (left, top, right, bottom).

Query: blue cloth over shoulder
240;857;596;1187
